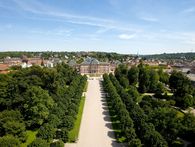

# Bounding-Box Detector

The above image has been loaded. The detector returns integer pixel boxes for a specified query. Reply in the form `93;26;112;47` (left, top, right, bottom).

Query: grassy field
68;96;85;142
21;130;37;147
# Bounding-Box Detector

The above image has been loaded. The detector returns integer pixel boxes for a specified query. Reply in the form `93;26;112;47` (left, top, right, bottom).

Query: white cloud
182;7;195;13
12;0;141;33
140;16;158;22
29;27;72;37
12;0;114;25
95;27;112;34
118;34;136;40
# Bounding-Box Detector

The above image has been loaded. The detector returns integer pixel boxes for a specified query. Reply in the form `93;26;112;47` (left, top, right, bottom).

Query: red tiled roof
0;64;9;71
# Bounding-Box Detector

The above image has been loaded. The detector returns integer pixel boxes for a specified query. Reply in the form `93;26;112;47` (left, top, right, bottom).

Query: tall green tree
0;135;20;147
158;68;169;84
149;69;159;92
169;71;192;96
23;86;54;127
138;65;150;93
128;66;139;86
28;138;49;147
37;123;56;142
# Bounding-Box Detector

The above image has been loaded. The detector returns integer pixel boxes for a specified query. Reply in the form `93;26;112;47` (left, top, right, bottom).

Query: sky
0;0;195;54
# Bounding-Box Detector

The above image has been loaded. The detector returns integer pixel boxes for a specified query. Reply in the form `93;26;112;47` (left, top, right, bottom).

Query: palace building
68;57;114;75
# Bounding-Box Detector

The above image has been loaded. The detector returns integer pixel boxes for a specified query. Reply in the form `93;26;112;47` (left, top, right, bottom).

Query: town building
3;57;22;66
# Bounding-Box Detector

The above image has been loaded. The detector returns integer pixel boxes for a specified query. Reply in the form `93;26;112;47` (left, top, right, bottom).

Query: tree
158;68;169;84
128;138;142;147
47;114;60;128
23;86;54;127
140;122;168;147
37;123;56;142
119;76;129;88
155;82;165;97
169;71;194;108
149;69;159;92
128;86;140;102
50;140;64;147
28;138;49;147
115;64;128;80
0;110;24;136
138;65;150;93
56;128;69;143
0;135;20;147
3;120;26;141
103;74;137;142
59;115;75;130
0;74;11;110
183;94;194;108
128;66;139;86
149;108;181;144
180;113;195;141
169;71;192;96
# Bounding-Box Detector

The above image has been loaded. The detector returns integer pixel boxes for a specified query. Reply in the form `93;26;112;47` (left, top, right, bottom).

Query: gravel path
65;78;123;147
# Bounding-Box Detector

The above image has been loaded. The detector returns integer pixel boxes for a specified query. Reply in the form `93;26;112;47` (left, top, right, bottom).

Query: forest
0;51;132;62
103;63;195;147
143;52;195;60
0;63;87;146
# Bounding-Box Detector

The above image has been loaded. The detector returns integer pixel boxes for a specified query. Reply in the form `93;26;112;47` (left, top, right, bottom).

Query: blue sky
0;0;195;54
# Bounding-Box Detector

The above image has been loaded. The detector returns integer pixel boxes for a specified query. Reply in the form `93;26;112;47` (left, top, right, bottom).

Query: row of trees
109;73;168;147
115;63;195;108
140;95;195;146
112;63;195;146
144;52;195;60
169;70;195;108
115;63;169;94
0;63;87;146
103;74;142;146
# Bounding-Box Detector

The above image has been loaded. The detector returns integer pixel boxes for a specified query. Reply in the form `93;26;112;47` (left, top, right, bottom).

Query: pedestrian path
65;78;123;147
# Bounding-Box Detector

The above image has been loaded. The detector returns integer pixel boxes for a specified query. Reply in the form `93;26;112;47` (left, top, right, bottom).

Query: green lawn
83;82;88;92
165;92;173;96
176;110;185;118
21;130;37;147
68;96;85;142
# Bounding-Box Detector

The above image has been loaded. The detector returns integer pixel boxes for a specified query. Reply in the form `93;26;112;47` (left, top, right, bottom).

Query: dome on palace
82;57;100;65
91;58;99;64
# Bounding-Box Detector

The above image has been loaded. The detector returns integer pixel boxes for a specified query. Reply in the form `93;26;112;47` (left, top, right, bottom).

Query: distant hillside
0;51;133;61
143;52;195;60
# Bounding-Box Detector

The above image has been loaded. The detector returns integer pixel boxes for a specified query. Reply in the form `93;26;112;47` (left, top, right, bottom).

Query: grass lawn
68;96;85;142
83;82;88;92
176;110;185;118
21;130;37;147
165;92;173;96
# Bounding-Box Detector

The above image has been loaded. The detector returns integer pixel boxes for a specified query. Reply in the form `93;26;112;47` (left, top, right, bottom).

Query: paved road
65;78;123;147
